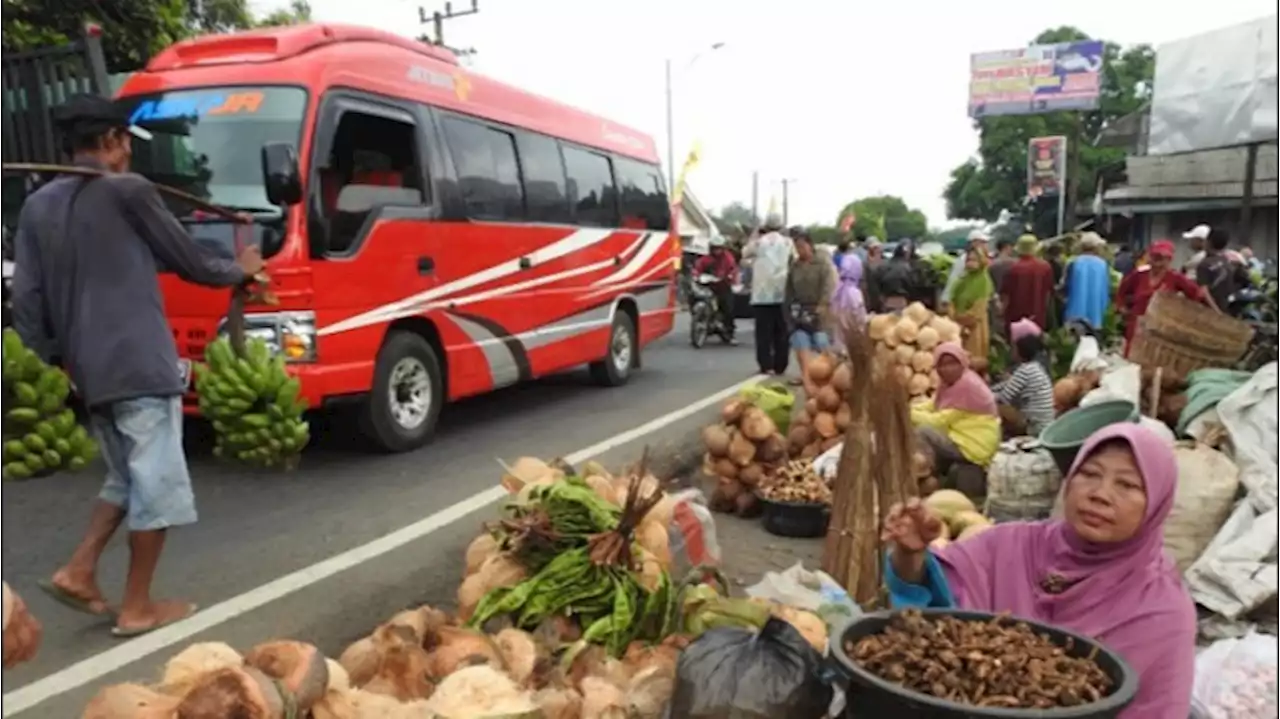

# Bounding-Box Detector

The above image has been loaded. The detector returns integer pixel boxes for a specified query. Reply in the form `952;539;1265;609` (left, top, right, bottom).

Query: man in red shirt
1000;233;1055;333
693;236;740;344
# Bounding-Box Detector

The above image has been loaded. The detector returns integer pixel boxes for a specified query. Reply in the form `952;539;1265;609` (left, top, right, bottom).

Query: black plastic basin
758;496;830;538
829;609;1138;719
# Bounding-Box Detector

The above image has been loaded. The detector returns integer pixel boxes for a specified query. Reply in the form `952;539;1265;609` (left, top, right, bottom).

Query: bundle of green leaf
1;328;98;481
194;336;310;470
465;471;679;657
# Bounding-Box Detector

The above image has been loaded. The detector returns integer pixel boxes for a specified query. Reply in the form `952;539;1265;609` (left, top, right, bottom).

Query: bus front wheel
361;330;444;453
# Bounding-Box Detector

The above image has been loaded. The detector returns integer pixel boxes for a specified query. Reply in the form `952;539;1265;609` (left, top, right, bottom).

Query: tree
713;201;758;234
196;0;311;31
2;0;314;73
2;0;190;73
943;27;1155;232
836;195;929;242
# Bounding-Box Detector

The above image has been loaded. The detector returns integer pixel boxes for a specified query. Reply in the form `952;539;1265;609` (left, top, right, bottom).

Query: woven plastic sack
739;381;795;435
1191;631;1278;719
1166;442;1241;573
985;438;1061;523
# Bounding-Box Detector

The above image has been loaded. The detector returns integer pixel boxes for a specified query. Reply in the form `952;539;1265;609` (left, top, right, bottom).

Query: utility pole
665;59;675;194
750;171;759;225
418;1;479;53
781;178;797;226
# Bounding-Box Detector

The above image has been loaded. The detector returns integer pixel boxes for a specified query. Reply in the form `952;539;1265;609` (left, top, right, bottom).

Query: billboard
969;41;1104;118
1027;136;1067;197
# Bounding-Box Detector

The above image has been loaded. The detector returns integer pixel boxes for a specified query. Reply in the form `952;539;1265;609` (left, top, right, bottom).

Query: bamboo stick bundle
871;367;919;523
822;324;880;604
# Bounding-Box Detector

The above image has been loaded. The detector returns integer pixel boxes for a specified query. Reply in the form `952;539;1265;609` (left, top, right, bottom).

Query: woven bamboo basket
1142;290;1255;357
1130;319;1253;376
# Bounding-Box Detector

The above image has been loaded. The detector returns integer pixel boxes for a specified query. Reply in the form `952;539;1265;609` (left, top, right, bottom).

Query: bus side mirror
261;142;302;206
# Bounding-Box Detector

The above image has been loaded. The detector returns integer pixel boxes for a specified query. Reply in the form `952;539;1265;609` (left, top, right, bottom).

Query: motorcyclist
694;235;740;344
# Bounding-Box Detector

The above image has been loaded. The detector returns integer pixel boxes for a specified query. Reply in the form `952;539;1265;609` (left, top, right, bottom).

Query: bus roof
124;23;659;163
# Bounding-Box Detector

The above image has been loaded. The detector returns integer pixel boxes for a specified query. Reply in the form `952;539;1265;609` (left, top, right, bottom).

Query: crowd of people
698;217;1264;498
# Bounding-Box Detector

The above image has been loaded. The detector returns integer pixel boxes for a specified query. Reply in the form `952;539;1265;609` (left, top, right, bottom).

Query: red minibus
115;23;679;452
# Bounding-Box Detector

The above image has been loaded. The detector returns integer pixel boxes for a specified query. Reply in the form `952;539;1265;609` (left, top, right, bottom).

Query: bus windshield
117;86;307;216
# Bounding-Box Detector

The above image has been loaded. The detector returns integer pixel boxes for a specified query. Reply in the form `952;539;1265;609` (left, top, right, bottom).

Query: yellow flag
671;140;702;206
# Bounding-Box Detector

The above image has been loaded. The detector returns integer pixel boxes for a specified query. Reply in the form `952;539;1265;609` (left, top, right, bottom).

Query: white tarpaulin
1186;363;1279;620
1147;15;1279;155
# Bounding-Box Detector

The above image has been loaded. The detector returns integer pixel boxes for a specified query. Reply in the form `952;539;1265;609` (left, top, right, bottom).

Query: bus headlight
217;311;317;362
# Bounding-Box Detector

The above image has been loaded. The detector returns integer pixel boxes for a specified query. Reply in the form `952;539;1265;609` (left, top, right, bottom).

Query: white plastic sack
1079;362;1141;408
1190;631;1278;719
1069;336;1107;374
812;441;843;481
1165;442;1241;573
744;562;863;642
1186;363;1279;619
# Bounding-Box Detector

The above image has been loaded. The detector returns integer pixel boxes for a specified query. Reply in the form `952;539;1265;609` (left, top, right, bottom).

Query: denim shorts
91;396;196;532
790;329;831;351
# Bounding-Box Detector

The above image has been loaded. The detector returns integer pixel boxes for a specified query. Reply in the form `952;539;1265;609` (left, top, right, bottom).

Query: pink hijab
831;253;867;330
931;342;997;416
936;423;1196;718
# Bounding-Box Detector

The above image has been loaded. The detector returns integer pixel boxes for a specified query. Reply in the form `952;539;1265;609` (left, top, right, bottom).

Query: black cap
54;93;151;140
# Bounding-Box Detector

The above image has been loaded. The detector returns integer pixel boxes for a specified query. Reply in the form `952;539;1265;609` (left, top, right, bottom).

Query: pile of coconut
922;489;995;550
866;303;962;402
785;354;854;460
700;399;788;517
82;639;364;719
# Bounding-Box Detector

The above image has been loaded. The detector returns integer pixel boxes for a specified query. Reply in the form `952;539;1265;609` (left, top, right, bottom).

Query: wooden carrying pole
2;162;272;355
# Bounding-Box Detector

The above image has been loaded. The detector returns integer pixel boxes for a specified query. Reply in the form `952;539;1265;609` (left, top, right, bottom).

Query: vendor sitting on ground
882;423;1195;719
992;319;1056;438
910;343;1000;497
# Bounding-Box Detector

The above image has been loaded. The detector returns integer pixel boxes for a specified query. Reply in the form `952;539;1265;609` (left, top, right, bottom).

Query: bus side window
562;145;619;228
615;157;670;232
440;115;523;222
320;110;423;255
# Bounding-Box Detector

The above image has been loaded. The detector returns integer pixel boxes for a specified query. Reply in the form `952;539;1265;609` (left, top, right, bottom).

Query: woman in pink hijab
911;343;1000;496
883;423;1196;718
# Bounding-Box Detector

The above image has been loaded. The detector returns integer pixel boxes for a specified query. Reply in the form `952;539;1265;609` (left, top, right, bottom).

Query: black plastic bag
667;616;834;718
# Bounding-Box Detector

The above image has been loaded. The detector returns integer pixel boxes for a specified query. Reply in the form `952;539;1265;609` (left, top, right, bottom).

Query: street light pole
665;58;674;194
781;178;797;226
664;42;724;198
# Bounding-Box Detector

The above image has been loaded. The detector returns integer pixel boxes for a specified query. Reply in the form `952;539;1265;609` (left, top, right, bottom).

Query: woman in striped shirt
993;320;1056;438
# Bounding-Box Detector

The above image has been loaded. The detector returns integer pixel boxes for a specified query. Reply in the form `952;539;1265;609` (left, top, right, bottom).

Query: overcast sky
258;0;1273;227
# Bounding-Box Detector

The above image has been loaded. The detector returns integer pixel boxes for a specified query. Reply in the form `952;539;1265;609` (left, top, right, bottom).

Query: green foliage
837;195;929;242
2;0;313;73
2;0;190;73
943;26;1156;226
713;202;758;234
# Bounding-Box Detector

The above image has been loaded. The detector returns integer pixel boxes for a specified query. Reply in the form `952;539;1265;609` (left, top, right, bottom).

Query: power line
417;1;479;57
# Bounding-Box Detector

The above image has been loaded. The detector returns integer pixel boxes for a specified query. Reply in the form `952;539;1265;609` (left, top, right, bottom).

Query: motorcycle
689;273;734;348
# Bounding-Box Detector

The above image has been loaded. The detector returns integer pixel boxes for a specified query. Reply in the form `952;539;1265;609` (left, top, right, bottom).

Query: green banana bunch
1;328;98;481
194;336;311;470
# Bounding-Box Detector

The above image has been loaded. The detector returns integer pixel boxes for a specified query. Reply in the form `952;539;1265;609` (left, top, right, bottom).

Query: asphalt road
0;313;761;717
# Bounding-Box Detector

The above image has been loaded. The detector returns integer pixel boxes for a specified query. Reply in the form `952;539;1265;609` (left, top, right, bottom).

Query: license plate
178;359;192;390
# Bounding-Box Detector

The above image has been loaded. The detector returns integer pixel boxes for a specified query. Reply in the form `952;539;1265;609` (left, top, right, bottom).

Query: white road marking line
1;374;766;716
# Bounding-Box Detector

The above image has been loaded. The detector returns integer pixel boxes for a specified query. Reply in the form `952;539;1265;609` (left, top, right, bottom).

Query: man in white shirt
743;214;795;375
1181;224;1210;277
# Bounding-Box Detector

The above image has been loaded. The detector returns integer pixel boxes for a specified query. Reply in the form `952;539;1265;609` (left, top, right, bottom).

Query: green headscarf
1016;233;1039;256
951;252;994;313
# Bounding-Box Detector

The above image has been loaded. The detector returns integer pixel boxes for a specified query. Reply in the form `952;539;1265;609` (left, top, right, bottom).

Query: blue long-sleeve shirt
13;163;245;408
884;551;958;609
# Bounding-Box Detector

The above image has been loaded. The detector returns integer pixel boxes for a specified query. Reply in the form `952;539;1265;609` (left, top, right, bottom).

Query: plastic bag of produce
667;488;722;575
739;382;795;435
1191;631;1278;719
666;617;832;719
984;438;1060;523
